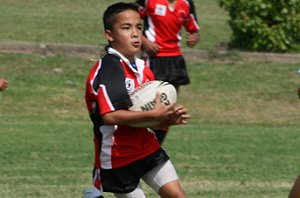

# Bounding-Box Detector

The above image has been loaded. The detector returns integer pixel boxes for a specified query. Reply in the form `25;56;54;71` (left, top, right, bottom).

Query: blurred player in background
136;0;199;144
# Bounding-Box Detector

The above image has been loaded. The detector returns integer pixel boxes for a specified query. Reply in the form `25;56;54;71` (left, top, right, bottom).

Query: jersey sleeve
185;0;199;33
135;0;147;18
95;55;132;115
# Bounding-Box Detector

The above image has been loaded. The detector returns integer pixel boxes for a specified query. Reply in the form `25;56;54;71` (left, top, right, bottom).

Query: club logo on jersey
178;10;188;23
125;78;135;94
155;4;167;16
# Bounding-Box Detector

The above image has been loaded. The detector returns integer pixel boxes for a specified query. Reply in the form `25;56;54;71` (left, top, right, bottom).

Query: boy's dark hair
103;2;139;31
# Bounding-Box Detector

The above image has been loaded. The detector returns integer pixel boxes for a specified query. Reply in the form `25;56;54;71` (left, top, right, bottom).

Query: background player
135;0;199;144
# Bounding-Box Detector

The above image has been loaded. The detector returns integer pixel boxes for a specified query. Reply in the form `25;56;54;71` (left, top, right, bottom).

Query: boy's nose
132;28;139;37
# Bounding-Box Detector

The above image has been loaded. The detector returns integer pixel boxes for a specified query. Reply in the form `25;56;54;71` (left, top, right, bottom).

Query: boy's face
105;10;142;61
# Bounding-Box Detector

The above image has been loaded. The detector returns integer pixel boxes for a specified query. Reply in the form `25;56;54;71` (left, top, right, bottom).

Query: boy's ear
105;30;114;42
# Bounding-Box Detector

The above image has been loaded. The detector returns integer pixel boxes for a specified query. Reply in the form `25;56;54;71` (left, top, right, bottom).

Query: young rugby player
83;2;190;198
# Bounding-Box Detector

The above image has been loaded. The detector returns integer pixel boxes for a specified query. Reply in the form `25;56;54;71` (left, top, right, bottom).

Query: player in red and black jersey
136;0;199;144
84;2;190;198
136;0;199;58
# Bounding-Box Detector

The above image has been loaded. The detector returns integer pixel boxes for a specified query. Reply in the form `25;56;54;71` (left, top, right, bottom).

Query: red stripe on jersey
85;61;101;113
98;84;115;115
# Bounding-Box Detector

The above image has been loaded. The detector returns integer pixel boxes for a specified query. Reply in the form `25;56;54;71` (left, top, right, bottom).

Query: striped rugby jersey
85;48;160;169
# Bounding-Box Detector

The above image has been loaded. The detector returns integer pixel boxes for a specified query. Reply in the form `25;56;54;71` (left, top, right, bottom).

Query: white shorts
114;160;178;198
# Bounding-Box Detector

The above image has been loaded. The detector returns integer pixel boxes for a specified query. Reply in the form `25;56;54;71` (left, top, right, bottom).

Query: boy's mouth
132;41;141;47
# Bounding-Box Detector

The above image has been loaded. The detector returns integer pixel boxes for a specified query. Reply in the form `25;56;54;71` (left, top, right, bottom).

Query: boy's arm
141;35;160;55
185;0;200;47
102;94;174;126
186;32;199;47
135;0;160;55
187;0;198;23
102;94;190;127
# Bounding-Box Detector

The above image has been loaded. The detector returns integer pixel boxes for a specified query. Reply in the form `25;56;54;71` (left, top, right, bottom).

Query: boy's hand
153;99;191;129
142;36;160;55
0;78;8;91
170;105;191;125
186;32;199;47
151;92;175;123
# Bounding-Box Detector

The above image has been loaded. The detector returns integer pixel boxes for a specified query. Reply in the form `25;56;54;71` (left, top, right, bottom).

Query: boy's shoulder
96;54;124;74
102;53;121;63
100;53;125;68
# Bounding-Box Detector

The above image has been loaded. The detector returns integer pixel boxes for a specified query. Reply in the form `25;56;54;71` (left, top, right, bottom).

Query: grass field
0;52;299;197
0;0;230;51
1;0;300;197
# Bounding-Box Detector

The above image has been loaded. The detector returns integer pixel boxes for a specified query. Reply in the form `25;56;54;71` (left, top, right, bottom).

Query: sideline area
1;42;300;64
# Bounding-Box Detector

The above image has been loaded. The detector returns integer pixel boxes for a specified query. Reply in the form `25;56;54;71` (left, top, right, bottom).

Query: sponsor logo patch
155;4;167;16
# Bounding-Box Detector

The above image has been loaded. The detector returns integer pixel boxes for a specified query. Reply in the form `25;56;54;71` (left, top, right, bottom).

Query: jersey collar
107;47;145;74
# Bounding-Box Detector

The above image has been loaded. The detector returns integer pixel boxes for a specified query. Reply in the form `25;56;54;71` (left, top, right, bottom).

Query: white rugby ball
129;80;177;128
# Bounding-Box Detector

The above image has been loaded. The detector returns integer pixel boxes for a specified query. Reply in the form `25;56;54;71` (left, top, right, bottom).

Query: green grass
0;52;300;197
0;0;230;51
182;61;300;125
1;0;299;197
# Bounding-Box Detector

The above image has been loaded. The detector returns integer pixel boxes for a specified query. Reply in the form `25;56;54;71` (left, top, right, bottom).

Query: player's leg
82;186;104;198
82;168;104;198
289;174;300;198
100;155;155;198
154;129;168;144
142;160;186;198
158;180;186;198
114;183;146;198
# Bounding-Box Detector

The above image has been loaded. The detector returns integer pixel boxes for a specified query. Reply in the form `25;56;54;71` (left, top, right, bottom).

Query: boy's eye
122;26;130;30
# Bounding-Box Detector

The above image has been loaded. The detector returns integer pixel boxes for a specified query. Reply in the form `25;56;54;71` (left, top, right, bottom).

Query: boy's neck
128;57;135;64
168;0;177;9
108;47;135;64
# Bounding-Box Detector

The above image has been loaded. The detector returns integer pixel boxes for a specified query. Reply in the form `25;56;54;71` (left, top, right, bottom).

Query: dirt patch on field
1;42;300;64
